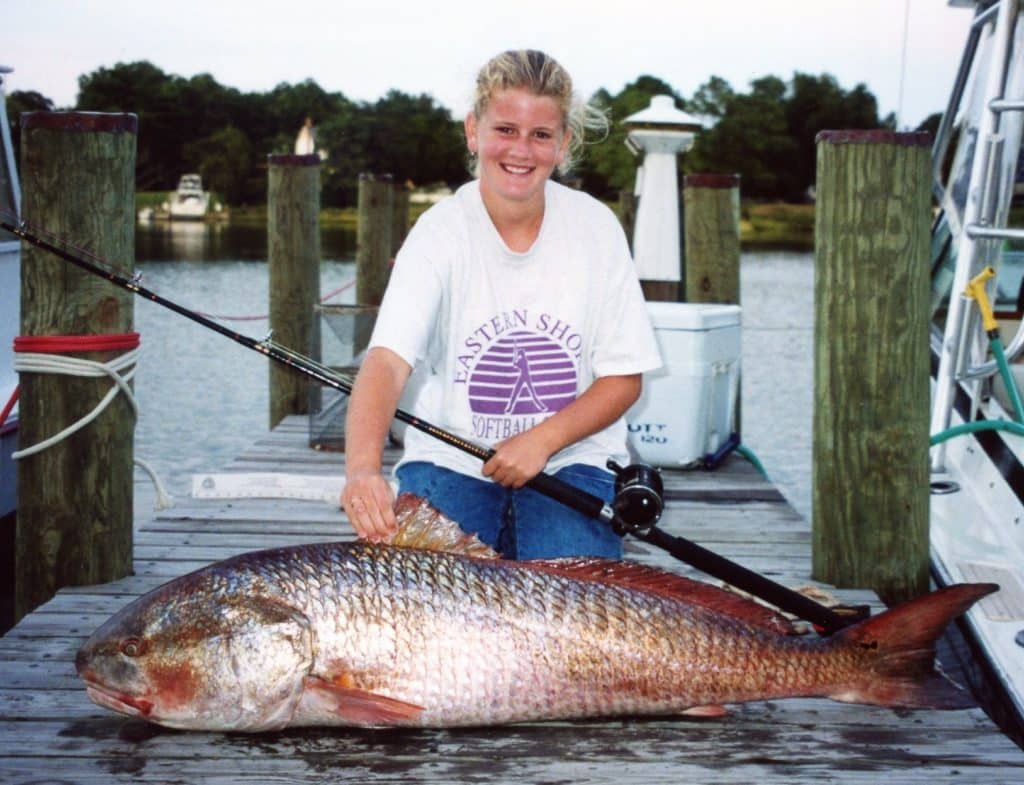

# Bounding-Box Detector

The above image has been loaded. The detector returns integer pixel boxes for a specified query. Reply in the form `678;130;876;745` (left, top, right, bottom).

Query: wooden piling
812;130;932;605
354;174;393;359
16;112;137;620
391;182;410;257
683;174;741;305
267;154;322;430
639;280;680;302
356;173;394;307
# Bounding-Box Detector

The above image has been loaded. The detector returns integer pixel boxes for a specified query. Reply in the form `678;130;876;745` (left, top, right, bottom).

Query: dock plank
2;414;1022;784
1;716;1022;785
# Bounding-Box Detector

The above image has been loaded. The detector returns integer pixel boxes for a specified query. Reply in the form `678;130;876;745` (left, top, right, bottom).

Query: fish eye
119;637;146;657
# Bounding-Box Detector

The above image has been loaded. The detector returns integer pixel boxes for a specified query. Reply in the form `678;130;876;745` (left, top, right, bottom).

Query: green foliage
741;202;815;248
688;76;802;199
576;75;683;199
136;191;172;210
781;73;888;198
78;62;191;189
688;76;734;119
917;112;941;136
316;90;466;205
7;61;929;207
183;126;253;205
582;71;898;202
67;61;467;206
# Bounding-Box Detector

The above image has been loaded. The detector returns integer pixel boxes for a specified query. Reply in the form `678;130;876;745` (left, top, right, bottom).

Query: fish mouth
83;680;155;718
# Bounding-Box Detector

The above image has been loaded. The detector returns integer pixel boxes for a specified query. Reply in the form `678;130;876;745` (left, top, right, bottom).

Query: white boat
167;173;210;220
929;0;1024;746
0;65;21;521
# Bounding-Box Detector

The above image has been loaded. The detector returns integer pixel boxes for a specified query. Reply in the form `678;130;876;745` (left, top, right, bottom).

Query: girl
341;49;661;559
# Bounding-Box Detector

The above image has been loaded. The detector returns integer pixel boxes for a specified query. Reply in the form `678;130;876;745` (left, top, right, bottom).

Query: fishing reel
607;460;664;536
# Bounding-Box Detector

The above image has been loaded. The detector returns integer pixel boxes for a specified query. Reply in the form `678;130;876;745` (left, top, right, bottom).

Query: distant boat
168;174;210;220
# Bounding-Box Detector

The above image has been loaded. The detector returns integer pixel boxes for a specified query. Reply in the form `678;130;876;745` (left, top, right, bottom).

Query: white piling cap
624;95;702;128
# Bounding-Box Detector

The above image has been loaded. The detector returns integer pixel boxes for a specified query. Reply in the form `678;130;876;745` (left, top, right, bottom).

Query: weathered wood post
391;181;410;257
683;174;741;305
357;173;394;307
16;112;137;619
683;173;743;429
639;274;681;302
267;153;321;429
353;173;393;359
812;130;932;605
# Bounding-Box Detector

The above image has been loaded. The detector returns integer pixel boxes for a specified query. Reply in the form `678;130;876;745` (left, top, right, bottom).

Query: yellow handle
964;267;999;333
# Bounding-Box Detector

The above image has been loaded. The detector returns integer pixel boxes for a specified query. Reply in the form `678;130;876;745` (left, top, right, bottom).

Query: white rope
134;456;175;510
12;347;174;509
13;349;140;458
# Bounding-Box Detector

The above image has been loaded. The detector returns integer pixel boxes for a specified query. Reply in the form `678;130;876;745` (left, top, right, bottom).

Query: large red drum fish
75;494;994;731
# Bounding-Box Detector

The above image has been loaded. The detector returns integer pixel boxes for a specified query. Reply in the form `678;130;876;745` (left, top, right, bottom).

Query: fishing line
1;209;858;633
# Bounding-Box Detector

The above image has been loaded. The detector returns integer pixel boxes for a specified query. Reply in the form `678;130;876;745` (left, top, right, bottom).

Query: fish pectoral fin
682;704;728;718
299;676;424;725
391;493;500;559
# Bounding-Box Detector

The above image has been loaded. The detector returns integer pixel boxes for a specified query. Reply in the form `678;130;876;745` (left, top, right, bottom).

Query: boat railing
930;0;1024;471
932;2;996;204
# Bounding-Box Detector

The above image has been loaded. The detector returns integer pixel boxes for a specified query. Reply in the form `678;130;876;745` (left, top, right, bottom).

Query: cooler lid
645;301;741;330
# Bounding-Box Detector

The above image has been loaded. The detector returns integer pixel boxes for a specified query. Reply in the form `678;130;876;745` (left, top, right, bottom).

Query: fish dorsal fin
520;558;798;635
390;493;500;559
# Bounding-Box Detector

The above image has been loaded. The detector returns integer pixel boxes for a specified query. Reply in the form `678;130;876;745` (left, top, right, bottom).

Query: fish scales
167;541;828;724
75;495;997;731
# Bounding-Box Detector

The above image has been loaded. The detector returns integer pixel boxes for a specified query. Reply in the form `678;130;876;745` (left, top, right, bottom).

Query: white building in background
624;95;703;283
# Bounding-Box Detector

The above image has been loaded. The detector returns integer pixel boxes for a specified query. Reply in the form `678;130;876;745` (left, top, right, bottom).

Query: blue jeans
395;461;622;560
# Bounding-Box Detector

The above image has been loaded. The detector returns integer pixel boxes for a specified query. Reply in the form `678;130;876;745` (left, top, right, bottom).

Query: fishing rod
2;211;862;634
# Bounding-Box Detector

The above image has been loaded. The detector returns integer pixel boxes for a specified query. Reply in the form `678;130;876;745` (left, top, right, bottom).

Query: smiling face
465;87;570;215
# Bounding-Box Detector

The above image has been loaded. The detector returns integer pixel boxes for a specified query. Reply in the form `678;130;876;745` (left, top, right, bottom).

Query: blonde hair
470;49;608;175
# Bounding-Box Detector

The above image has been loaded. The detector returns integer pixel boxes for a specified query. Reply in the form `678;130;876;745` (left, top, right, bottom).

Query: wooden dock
2;416;1023;783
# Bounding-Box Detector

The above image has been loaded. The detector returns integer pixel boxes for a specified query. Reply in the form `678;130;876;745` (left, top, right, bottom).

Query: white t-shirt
369;179;662;479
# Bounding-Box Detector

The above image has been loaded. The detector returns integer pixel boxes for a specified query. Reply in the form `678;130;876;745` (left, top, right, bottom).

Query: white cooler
627;301;741;467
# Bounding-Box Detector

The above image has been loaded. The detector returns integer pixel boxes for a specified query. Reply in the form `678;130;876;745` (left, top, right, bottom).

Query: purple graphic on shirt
468;330;577;415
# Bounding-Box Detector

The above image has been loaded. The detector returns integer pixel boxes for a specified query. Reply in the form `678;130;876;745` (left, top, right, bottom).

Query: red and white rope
11;332;173;509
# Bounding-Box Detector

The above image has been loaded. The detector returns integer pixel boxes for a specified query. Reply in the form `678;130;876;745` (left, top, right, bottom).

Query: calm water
739;254;814;520
133;222;814;520
133;221;357;496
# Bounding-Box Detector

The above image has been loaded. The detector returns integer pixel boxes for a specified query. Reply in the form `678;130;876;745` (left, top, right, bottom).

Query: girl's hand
482;430;556;488
341;469;397;542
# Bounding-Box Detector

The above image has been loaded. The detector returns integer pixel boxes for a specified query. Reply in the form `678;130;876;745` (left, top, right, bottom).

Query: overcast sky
4;0;973;129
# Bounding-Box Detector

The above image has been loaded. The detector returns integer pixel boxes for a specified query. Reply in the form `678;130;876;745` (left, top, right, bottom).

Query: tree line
5;61;938;207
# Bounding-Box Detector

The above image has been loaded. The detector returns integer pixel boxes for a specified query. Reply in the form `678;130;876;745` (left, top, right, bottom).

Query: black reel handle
607;459;664;535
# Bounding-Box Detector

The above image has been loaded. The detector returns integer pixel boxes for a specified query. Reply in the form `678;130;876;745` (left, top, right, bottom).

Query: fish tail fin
828;582;998;709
